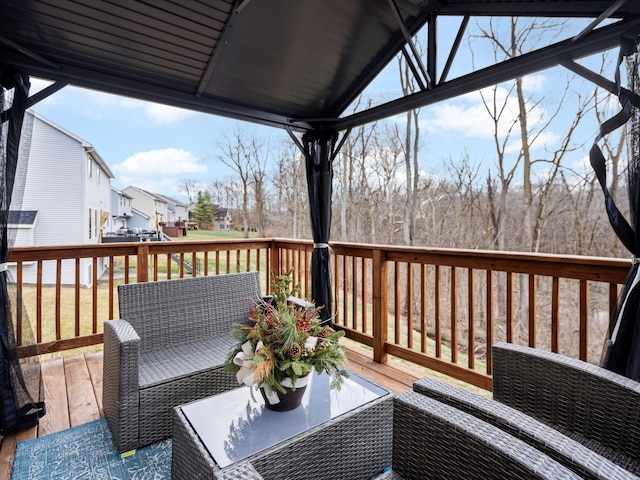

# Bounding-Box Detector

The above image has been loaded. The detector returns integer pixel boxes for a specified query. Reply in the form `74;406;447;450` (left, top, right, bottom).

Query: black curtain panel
594;34;640;381
303;131;338;325
0;65;45;434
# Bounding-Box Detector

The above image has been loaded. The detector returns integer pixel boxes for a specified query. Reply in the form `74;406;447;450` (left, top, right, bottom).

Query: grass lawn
180;230;255;241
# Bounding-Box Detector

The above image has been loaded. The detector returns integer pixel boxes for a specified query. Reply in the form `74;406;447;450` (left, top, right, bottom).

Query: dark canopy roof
1;1;640;132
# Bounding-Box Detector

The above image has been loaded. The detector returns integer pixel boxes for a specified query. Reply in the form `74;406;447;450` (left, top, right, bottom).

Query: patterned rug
11;419;172;479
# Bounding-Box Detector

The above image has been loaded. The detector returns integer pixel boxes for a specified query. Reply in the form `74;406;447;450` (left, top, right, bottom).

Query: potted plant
225;271;348;411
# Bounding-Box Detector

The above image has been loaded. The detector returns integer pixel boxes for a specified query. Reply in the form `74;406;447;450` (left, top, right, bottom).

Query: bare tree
215;129;269;238
179;178;200;205
396;48;423;246
270;140;307;238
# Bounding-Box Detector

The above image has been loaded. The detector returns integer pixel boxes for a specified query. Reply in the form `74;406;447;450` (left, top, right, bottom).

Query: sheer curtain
0;65;45;435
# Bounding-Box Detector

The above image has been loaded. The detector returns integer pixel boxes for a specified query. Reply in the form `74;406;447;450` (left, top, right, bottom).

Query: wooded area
180;19;636;263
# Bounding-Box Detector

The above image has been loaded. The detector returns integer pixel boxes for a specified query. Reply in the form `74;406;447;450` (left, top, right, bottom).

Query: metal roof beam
561;59;640;108
388;0;431;89
439;16;469;85
195;0;239;99
27;79;69;108
572;0;629;42
333;17;640;131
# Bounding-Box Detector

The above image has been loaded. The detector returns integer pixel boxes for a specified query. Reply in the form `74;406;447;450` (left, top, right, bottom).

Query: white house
8;110;114;287
155;194;188;224
108;187;133;233
122;186;168;232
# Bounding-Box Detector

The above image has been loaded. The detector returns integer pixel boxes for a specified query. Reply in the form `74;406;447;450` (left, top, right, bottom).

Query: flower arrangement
225;271;348;397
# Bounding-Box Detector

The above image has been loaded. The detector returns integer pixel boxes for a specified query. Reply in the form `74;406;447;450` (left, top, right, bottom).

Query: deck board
0;346;420;479
64;354;101;428
84;351;104;416
39;358;69;436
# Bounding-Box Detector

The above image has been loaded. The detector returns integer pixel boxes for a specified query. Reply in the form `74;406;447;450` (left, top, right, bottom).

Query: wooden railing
8;238;630;390
330;242;629;390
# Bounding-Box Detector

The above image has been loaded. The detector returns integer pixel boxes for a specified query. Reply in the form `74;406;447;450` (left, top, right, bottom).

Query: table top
181;369;389;468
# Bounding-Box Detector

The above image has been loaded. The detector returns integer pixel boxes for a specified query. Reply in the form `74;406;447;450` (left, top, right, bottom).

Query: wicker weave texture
104;271;261;453
413;377;636;480
118;271;261;352
172;406;220;480
172;394;392;480
103;319;141;453
393;391;581;480
249;395;393;480
492;342;640;473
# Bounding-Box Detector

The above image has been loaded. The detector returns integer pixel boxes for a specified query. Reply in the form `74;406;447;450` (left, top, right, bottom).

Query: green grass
180;230;255;241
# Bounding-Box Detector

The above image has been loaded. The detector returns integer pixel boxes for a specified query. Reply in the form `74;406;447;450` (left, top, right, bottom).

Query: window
89;208;92;239
87;157;92;178
97;168;101;184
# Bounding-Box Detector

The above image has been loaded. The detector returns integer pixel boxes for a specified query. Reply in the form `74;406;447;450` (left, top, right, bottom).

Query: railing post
270;239;281;293
137;244;149;283
372;248;388;363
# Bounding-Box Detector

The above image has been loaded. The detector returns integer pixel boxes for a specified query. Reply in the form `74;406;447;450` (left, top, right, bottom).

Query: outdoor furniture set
102;271;640;479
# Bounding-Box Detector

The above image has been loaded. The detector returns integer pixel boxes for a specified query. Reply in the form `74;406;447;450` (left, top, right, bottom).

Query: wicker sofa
103;271;262;453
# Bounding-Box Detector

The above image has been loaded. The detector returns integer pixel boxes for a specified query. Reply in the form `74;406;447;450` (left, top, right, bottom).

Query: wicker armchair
492;342;640;475
103;271;262;453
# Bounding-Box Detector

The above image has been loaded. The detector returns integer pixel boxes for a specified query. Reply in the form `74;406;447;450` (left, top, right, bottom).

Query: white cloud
521;75;546;93
29;80;196;124
424;84;557;151
144;103;196;124
427;102;493;138
113;148;206;198
114;148;206;177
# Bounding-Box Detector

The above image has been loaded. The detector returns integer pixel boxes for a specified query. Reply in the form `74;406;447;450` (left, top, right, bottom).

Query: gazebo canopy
1;1;639;132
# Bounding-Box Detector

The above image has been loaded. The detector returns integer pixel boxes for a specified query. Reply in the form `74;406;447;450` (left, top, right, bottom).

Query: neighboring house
155;194;188;224
121;186;168;232
9;110;114;287
186;202;233;231
213;206;233;231
128;208;151;232
108;187;133;233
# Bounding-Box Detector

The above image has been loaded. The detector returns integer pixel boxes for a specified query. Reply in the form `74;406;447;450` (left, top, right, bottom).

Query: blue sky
27;16;619;201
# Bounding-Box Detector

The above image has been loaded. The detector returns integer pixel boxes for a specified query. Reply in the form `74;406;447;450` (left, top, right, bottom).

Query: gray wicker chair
375;391;581;479
413;377;635;480
103;271;262;453
492;342;640;475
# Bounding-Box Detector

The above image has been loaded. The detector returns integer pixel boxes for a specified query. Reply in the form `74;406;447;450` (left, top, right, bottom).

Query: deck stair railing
7;238;629;390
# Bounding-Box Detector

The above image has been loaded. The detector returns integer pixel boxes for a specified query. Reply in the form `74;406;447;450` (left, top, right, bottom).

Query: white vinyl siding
8;112;113;287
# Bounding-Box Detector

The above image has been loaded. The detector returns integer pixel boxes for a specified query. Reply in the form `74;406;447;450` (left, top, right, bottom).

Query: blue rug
11;419;171;479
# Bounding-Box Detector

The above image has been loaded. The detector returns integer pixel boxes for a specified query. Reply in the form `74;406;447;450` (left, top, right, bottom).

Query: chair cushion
138;336;236;388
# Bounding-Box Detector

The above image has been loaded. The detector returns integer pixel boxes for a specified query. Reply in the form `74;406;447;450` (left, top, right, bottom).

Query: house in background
108;186;133;233
128;208;151;232
213;206;233;231
122;186;168;232
155;194;188;224
9;110;114;287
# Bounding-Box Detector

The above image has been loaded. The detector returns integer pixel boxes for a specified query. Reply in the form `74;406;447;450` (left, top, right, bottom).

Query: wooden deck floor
0;345;419;479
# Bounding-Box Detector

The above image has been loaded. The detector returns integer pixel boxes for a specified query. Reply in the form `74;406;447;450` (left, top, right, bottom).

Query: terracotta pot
260;375;309;411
